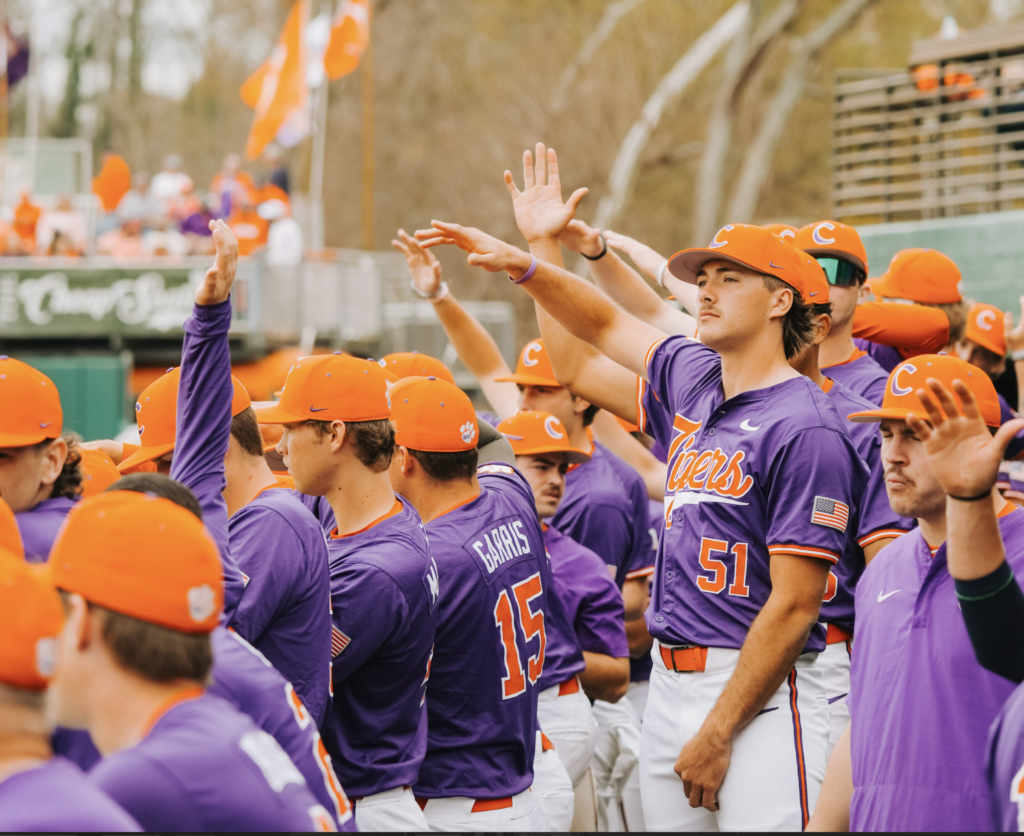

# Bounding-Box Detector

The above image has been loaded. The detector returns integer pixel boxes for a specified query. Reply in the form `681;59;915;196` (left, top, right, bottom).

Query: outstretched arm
603;229;700;319
392;230;519;418
852;302;949;354
560;221;695;336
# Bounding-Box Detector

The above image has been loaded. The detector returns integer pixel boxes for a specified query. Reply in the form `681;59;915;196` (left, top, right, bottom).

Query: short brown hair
763;276;818;359
407;447;479;482
40;434;82;500
109;473;202;519
922;299;970;345
230;406;266;459
311;418;395;472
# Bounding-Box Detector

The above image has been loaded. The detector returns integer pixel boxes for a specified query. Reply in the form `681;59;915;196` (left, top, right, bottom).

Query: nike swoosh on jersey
877;589;900;602
740;420;760;432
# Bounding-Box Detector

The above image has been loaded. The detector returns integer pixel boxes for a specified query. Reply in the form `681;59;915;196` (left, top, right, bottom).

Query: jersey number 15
494;572;547;700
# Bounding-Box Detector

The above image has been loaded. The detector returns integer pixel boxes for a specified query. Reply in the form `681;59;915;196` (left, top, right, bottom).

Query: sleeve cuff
768;543;841;564
856;528;910;548
625;566;655;580
955;561;1016;602
185;297;233;334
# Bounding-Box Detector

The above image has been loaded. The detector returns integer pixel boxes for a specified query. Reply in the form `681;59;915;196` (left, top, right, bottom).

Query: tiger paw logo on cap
187;584;217;623
460;421;476;444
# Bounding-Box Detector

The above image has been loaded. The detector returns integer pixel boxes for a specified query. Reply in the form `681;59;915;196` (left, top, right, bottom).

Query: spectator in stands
142;217;189;257
211;154;255;217
36;196;87;256
260;199;302;266
228;195;267;257
96;219;145;258
253;175;289;209
150;154;194;204
92;152;132;216
116;172;162;228
12;191;41;252
263;143;290;195
181;192;223;256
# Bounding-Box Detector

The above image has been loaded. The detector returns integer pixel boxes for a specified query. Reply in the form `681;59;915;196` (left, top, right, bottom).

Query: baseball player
0;357;83;561
417;176;865;833
810;355;1024;832
46;491;336;831
379;350;457;383
78;448;122;496
0;549;140;831
257;354;438;831
792;221;889;405
386;377;550;830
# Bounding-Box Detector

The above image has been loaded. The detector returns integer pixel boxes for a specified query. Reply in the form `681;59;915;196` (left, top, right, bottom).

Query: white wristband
411;280;448;302
656;260;669;288
1012;349;1024;362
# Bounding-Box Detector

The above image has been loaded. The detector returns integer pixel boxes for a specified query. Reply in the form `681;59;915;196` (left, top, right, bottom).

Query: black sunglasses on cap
816;256;866;288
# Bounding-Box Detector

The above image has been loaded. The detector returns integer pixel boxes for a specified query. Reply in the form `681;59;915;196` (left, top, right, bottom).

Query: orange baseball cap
379;352;455;385
848;354;1000;427
119;368;252;471
0;498;24;560
667;223;815;302
497;411;591;464
255;353;391;424
0;357;63;447
495;339;561;387
80;449;122;496
0;551;63;690
964;303;1007;358
799;253;830;304
390;376;477;452
793;220;868;274
868;249;963;304
47;491;223;633
763;223;798;242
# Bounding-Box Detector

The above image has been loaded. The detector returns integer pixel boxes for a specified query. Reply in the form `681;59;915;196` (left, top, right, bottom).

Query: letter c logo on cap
778;228;795;241
977;309;997;331
709;225;734;250
812;222;837;246
891;364;917;397
544;415;564;440
523;342;542;367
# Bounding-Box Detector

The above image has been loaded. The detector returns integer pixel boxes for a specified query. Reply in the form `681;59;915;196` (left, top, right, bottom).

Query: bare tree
693;0;804;243
725;0;879;223
587;0;750;248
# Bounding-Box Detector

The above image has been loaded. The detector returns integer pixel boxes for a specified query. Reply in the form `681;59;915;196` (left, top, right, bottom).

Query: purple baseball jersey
170;298;248;620
323;497;438;798
90;691;336;832
821;349;888;406
987;681;1024;832
209;627;354;831
228;485;333;731
551;439;650;589
544;525;629;661
819;379;909;634
848;508;1024;832
16;496;76;563
853;337;904;374
638;336;866;652
630;499;662;683
415;464;552;798
998;394;1024;461
0;757;140;832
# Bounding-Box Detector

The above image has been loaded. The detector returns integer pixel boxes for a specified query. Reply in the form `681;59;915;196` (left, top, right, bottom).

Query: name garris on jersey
464;514;532;576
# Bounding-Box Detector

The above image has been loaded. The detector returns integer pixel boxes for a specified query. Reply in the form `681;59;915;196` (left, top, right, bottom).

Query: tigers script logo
665;414;754;503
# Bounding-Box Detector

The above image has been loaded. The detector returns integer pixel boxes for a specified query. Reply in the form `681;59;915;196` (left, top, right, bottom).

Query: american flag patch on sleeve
331;626;350;658
811;496;849;532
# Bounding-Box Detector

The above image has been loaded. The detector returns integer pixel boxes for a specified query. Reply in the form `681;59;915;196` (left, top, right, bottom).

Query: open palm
392;228;442;295
414;221;529;275
504;143;588;244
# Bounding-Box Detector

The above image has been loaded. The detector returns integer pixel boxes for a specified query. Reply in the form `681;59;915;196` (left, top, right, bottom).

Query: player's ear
572;395;592;416
767;286;794;321
400;446;416;478
65;593;93;652
329;420;347;453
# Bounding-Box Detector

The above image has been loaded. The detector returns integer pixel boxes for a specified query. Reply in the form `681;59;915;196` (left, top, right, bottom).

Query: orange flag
323;0;369;80
240;0;308;160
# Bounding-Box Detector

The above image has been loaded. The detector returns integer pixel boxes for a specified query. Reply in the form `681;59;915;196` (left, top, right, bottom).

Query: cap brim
118;440;175;472
0;430;54;448
493;373;562;387
509;443;591;464
667;250;763;285
254;404;308;425
800;247;867;274
866;275;897;297
969;332;1006;359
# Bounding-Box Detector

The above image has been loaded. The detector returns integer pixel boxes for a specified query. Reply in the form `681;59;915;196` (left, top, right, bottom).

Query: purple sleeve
170;299;246;619
571;502;633;580
855;434;909;548
576;572;629;658
228;505;300;643
331;563;405;682
623;488;652;578
765;428;865;565
999;394;1024;461
642;336;721;422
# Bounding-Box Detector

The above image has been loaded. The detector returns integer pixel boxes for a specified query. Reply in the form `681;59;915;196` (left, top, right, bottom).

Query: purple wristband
509;254;538;285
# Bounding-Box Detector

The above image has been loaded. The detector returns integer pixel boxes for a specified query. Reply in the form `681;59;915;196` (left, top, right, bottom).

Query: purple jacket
16;496;77;563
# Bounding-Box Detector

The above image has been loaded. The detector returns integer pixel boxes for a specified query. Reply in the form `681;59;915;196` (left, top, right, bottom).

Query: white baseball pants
532;730;575;831
818;639;852;759
354;786;429;832
420;788;546;832
640;643;829;832
537;678;598;786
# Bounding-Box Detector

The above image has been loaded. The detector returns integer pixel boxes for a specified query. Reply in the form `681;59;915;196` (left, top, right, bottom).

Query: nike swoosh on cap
39;422;52;428
309;406;329;412
769;261;784;269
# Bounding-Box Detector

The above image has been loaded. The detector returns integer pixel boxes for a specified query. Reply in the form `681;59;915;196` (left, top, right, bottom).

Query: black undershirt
956;561;1024;684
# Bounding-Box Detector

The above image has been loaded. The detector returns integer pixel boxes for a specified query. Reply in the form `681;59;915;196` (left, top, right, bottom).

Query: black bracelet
948;490;994;502
582;233;608;261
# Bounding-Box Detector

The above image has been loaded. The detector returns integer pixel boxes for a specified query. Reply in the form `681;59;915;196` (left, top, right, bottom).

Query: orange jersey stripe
768;544;841;564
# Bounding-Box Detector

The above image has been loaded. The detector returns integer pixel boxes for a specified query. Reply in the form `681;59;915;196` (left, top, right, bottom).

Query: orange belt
558;676;580;696
660;644;708;673
416;796;513;813
826;624;853;645
540;732;555;752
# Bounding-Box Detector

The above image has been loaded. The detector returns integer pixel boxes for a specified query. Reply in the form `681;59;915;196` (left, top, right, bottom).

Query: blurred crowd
0;145;302;264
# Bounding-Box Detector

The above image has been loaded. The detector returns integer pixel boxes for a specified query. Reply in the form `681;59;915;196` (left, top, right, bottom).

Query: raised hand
1006;296;1024;355
604;230;668;281
504;143;588;245
392;229;442;296
195;219;239;306
906;378;1024;498
559;219;603;256
415;222;532;277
